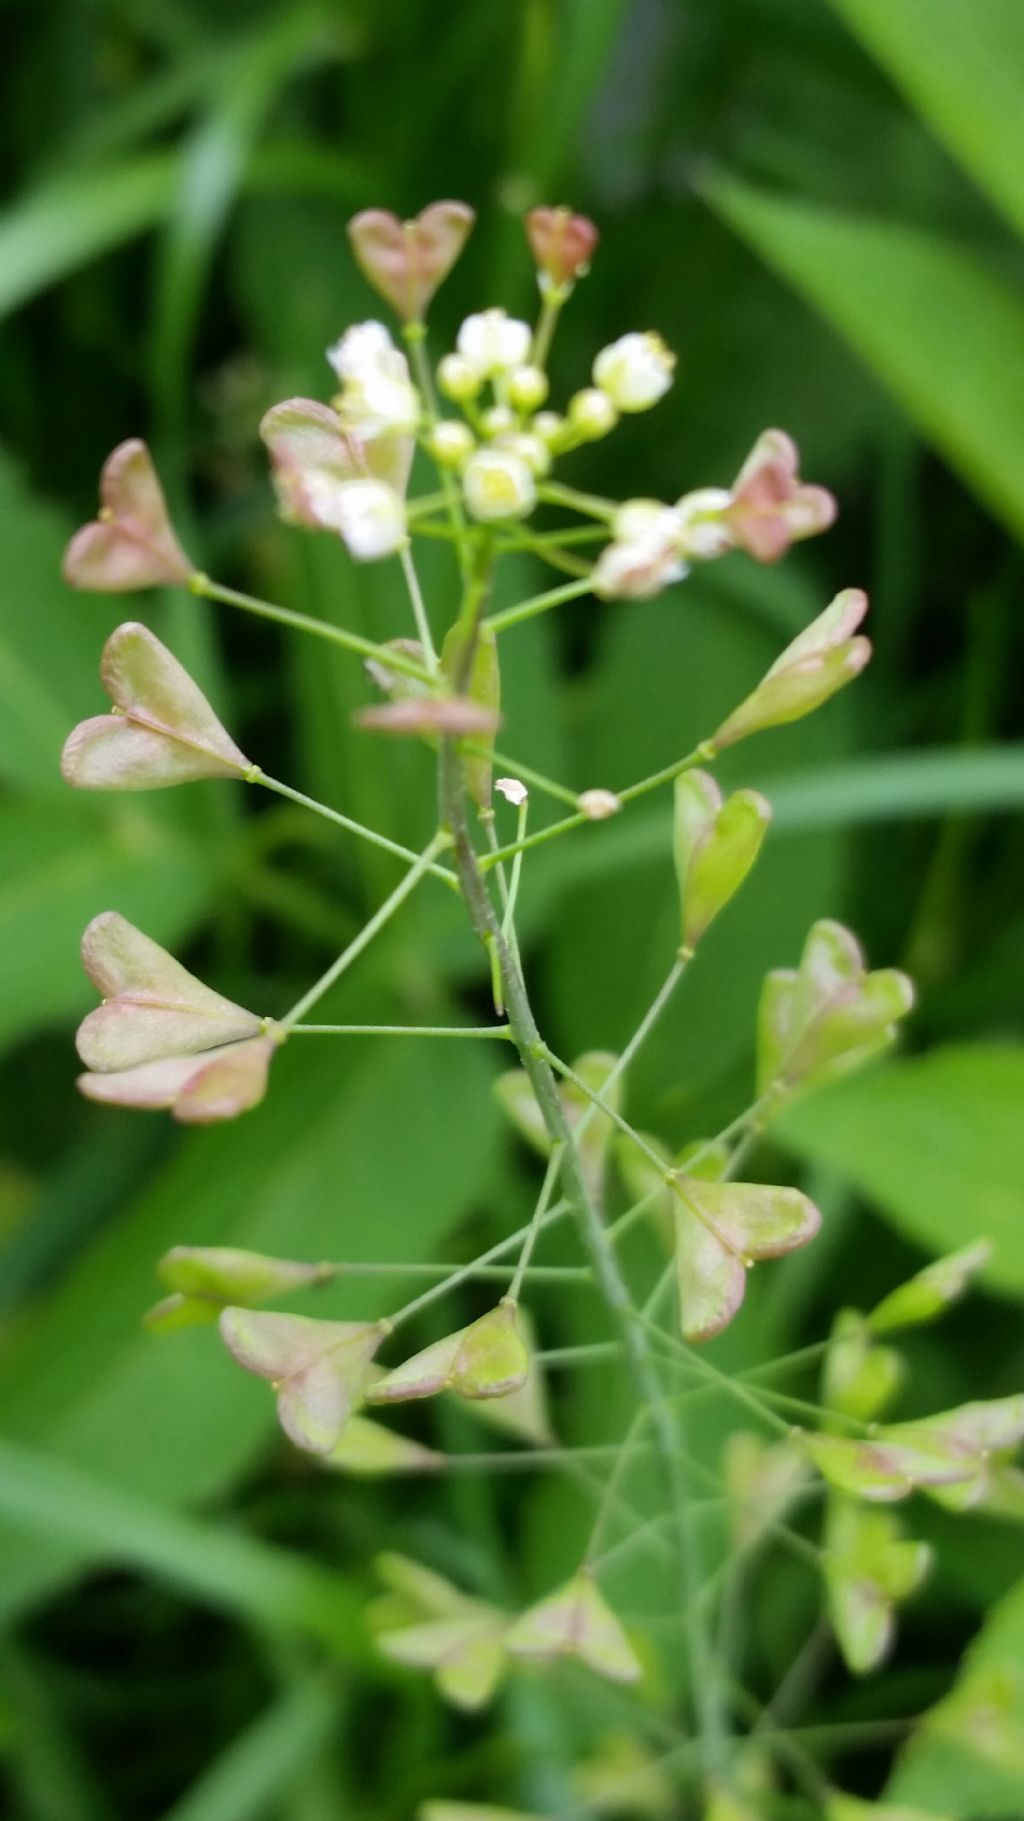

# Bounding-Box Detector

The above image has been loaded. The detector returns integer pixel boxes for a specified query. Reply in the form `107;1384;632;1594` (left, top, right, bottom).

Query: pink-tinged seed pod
347;202;475;322
354;697;500;738
524;206;599;288
62;622;250;792
74;911;274;1124
63;440;193;592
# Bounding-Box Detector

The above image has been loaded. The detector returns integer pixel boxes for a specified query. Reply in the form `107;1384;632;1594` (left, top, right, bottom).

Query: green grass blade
827;0;1024;243
161;1680;339;1821
0;158;176;322
704;173;1024;544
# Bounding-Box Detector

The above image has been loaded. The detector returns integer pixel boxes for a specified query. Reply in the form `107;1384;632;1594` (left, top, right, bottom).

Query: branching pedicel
60;202;1020;1820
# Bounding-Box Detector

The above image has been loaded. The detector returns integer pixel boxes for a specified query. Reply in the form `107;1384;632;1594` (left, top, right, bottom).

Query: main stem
438;729;723;1771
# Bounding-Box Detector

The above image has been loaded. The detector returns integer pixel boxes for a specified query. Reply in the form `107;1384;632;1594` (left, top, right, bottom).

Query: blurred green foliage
2;1;1024;1816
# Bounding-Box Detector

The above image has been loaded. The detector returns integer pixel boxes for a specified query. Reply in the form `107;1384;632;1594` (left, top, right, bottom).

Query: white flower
307;476;406;560
674;487;735;559
496;777;528;807
462;449;537;522
593;331;675;412
457;308;533;378
327;321;420;441
327;321;398;384
592;499;688;600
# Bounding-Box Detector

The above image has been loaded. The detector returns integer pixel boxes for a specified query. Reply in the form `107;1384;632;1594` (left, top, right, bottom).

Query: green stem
405;324;469;571
190;574;433;683
439;732;724;1778
252;770;457;887
398;543;439;671
322;1256;587;1284
531;291;564;369
478;739;714;871
574;957;686;1147
277;834;447;1031
389;1198;575;1328
481;747;580;808
539;480;616;521
508;1145;563;1300
485;576;593;633
286;1022;512;1039
501;798;529;941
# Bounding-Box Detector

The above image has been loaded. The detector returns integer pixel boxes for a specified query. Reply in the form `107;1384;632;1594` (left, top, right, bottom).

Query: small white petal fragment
495;777;528;807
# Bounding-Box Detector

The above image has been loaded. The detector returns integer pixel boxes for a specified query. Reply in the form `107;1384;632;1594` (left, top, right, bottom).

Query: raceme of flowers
55;196;1018;1815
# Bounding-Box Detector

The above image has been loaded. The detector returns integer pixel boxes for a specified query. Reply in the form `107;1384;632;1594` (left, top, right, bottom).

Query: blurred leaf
0;1440;366;1660
887;1571;1024;1815
150;7;342;437
162;1679;340;1821
0;157;176;323
0;1032;499;1619
779;1046;1024;1300
705;173;1024;544
827;0;1024;242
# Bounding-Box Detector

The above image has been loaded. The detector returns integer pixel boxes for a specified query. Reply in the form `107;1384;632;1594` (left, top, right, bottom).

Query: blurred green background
2;1;1024;1816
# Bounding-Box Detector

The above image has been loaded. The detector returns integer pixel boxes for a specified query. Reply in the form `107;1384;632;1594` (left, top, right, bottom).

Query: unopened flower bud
457;308;532;378
480;404;517;439
593;331;675;412
462;449;536;523
495;432;550;478
437;353;483;402
504;364;549;411
577;789;621;820
568;387;618;441
712;589;871;750
426;420;475;468
525;206;599;289
533;410;567;448
675;487;736;560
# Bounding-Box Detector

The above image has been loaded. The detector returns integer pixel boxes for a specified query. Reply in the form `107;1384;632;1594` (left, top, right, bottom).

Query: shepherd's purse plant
57;199;1021;1821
